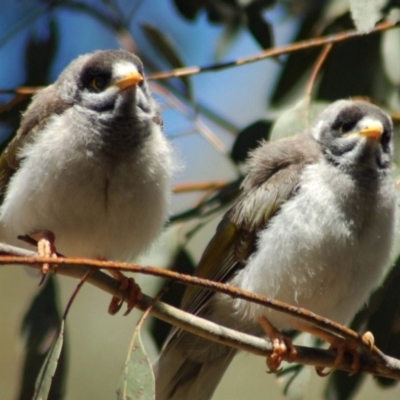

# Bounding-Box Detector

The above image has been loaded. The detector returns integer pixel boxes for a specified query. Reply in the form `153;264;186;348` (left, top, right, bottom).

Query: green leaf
245;3;274;49
117;329;155;400
270;4;324;105
169;178;242;224
349;0;386;33
381;27;400;85
33;320;66;400
172;0;201;20
269;99;329;141
230;120;272;163
318;26;381;100
141;24;192;100
24;18;58;85
215;22;242;61
18;276;66;400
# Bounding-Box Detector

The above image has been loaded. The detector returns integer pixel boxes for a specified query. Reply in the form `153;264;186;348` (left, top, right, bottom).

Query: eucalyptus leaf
230;120;272;163
269;99;329;141
141;24;192;100
349;0;386;33
381;27;400;85
117;329;155;400
33;320;65;400
18;277;66;400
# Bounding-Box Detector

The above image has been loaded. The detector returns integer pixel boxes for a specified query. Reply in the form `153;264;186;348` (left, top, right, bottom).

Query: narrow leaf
33;320;66;400
172;0;201;20
245;3;273;49
230;120;272;163
117;327;155;399
381;27;400;85
269;99;328;141
17;276;66;400
349;0;386;33
141;24;192;100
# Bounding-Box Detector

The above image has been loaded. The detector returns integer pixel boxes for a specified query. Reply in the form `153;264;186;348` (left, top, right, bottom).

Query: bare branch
148;21;399;80
0;246;382;351
1;243;400;379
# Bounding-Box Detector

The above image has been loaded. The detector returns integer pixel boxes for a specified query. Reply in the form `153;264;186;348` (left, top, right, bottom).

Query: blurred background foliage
1;0;400;399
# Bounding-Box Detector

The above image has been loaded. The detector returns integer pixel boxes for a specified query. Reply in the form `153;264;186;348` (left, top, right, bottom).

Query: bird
154;100;397;400
0;50;173;309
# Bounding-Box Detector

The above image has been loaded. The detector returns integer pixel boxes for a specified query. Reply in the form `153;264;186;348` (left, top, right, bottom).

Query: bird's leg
108;269;142;316
257;316;298;372
19;230;59;279
295;322;374;376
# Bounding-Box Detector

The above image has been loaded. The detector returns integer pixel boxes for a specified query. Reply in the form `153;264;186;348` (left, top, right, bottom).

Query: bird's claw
315;337;364;377
258;316;297;373
19;230;58;283
108;270;142;315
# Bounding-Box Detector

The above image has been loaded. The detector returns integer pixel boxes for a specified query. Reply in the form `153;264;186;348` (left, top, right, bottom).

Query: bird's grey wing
180;165;304;317
0;85;70;200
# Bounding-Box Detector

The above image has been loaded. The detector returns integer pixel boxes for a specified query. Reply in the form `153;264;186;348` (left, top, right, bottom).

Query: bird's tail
154;342;236;400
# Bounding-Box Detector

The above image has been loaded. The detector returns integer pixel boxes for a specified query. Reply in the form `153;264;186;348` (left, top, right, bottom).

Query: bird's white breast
0;108;173;261
227;162;397;330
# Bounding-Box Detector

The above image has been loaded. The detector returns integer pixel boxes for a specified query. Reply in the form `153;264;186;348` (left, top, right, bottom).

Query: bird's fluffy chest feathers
227;162;397;330
0;110;171;261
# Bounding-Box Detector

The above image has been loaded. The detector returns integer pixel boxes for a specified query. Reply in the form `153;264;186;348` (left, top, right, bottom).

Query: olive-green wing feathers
165;135;321;345
180;161;308;318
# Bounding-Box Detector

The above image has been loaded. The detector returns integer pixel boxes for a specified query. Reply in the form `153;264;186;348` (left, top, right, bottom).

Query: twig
0;246;388;351
63;268;93;319
2;245;400;379
172;181;227;194
304;43;333;123
150;82;229;154
148;21;398;80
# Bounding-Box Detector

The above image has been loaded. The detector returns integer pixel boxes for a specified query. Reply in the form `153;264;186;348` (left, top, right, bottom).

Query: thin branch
2;245;400;379
63;268;93;319
150;82;229;155
148;21;398;81
304;43;333;123
172;181;227;194
0;246;389;353
0;250;371;346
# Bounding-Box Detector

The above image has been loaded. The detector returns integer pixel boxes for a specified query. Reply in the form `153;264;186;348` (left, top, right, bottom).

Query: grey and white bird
155;100;397;400
0;50;172;267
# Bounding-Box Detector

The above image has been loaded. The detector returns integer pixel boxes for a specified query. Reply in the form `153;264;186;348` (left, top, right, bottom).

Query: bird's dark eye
332;119;357;134
89;75;109;92
381;129;391;147
331;107;363;135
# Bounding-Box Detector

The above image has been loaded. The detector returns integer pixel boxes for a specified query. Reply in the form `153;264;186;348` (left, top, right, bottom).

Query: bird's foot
315;337;363;377
108;270;142;316
258;316;297;373
19;230;59;283
296;323;374;377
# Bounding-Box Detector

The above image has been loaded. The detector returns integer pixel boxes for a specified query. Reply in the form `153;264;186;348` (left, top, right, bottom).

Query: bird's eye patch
89;74;110;92
331;108;363;134
381;129;391;148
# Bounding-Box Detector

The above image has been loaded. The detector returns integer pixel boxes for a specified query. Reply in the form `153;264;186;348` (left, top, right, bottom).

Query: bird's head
311;100;394;171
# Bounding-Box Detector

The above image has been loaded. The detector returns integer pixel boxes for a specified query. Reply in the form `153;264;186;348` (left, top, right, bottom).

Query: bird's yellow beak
114;71;143;91
357;124;383;141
